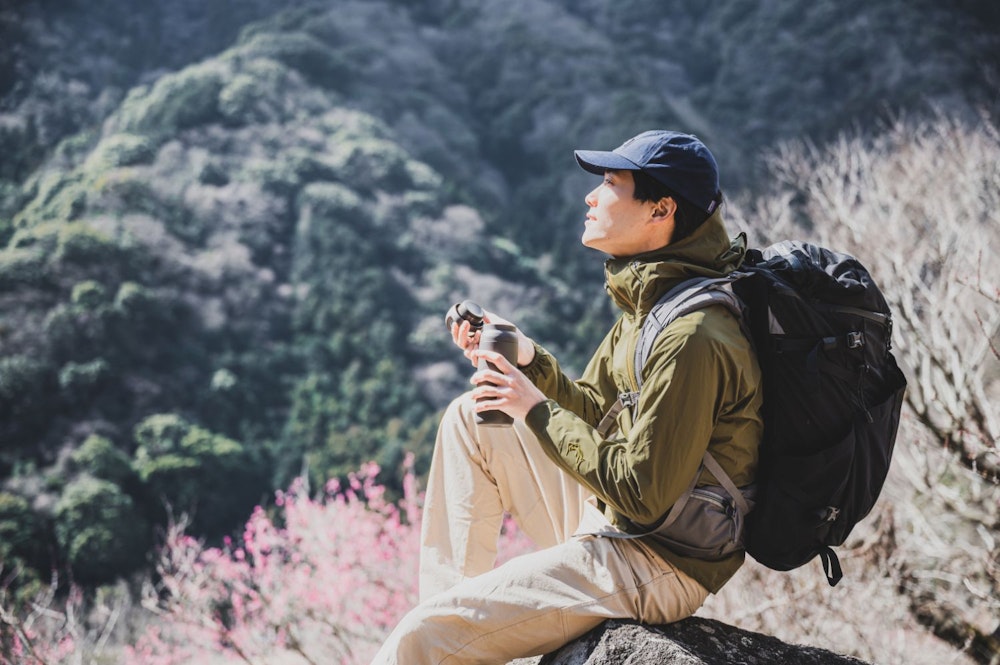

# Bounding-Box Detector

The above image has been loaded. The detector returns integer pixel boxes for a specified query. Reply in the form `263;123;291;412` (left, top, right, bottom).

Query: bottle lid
456;300;484;327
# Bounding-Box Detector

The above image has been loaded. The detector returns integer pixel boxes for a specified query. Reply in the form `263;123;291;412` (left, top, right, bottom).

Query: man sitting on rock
372;130;762;664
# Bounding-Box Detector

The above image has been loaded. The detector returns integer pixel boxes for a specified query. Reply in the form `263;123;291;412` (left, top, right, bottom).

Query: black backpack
616;240;907;586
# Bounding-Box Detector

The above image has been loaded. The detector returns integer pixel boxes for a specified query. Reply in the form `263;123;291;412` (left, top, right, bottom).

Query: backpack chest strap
596;391;638;438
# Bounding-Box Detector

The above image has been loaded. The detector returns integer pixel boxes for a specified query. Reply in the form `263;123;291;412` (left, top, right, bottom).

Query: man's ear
651;196;676;220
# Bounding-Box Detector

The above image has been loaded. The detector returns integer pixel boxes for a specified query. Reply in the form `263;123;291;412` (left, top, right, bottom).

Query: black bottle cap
456;300;484;328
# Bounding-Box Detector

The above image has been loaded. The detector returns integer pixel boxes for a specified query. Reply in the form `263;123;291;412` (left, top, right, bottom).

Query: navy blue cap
575;130;720;215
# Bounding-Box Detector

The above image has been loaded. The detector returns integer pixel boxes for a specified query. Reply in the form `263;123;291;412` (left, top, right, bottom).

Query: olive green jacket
522;210;763;593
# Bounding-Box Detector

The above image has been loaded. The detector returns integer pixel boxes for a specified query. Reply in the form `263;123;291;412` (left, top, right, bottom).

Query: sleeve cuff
525;399;554;434
519;341;554;384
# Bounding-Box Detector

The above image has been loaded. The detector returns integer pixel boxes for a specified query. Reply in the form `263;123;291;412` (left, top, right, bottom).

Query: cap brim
574;149;641;176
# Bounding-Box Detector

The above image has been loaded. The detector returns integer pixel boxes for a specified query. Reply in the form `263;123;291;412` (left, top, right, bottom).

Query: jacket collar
604;209;746;318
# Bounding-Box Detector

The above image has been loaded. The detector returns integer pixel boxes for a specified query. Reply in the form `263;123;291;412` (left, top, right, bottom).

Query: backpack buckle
619;391;639;409
846;332;864;349
819;506;840;523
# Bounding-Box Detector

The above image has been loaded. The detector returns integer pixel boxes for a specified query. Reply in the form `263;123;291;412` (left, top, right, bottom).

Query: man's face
581;170;668;257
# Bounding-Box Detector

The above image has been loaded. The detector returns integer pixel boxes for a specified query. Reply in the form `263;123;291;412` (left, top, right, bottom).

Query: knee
442;391;477;426
377;603;452;663
429;392;486;475
384;609;425;652
436;391;526;470
435;392;481;452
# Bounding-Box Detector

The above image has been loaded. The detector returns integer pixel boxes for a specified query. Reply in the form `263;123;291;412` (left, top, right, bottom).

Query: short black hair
630;169;717;243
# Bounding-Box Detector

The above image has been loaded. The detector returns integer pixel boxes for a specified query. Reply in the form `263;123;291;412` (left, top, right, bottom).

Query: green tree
0;492;50;606
0;355;57;452
132;413;265;538
70;434;135;486
53;477;148;584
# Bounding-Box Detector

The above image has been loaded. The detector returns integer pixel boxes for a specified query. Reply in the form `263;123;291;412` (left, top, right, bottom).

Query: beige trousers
371;394;709;665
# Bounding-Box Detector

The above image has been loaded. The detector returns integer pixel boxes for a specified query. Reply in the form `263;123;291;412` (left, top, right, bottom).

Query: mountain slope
0;0;997;591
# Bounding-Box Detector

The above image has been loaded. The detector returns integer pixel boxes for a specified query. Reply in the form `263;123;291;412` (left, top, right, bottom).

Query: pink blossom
0;456;536;665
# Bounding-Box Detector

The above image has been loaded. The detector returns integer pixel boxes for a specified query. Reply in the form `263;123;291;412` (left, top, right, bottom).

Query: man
372;130;762;664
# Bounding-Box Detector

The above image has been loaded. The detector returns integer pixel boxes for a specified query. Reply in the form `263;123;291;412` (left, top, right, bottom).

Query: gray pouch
648;482;756;560
600;452;755;561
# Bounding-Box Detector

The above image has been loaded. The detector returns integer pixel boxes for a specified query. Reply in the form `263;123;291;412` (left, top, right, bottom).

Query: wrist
517;333;536;366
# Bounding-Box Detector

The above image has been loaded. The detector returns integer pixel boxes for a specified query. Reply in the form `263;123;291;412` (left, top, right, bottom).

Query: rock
510;618;870;665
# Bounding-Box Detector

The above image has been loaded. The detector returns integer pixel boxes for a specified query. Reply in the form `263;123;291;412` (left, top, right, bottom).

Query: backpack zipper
690;487;728;511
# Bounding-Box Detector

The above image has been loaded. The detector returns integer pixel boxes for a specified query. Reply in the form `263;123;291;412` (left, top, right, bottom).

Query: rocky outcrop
510;618;869;665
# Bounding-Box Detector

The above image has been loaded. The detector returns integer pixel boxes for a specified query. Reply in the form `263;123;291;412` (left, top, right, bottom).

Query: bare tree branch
729;111;1000;665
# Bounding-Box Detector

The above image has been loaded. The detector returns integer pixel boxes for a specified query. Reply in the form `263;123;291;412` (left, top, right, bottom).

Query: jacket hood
604;209;746;317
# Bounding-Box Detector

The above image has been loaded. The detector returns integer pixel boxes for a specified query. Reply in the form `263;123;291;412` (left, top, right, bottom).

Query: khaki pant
371;394;709;665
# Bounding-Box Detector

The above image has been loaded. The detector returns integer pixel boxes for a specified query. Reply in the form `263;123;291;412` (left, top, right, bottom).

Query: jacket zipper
604;261;644;428
625;261;644;392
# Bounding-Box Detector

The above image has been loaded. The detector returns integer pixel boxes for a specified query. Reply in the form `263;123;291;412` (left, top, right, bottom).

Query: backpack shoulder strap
595;275;747;439
635;275;747;390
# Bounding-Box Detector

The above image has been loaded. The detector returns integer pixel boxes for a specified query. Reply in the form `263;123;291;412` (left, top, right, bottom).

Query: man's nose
585;186;599;207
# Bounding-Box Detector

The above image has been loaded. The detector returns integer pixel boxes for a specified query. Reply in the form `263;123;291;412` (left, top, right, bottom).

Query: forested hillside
0;1;998;661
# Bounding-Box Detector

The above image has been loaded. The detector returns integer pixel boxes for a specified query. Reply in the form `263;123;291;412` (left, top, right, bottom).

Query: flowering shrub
1;627;76;665
126;455;534;664
0;576;81;665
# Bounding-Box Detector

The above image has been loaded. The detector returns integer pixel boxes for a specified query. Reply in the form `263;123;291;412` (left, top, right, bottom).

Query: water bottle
476;323;519;427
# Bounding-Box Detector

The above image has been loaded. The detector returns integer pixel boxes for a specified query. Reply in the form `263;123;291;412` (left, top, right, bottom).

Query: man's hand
450;310;536;367
470;349;546;422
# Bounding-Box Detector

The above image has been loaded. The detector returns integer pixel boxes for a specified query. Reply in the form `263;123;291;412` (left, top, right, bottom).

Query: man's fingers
452;320;481;346
470;367;510;387
471;382;514;406
473;349;515;372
